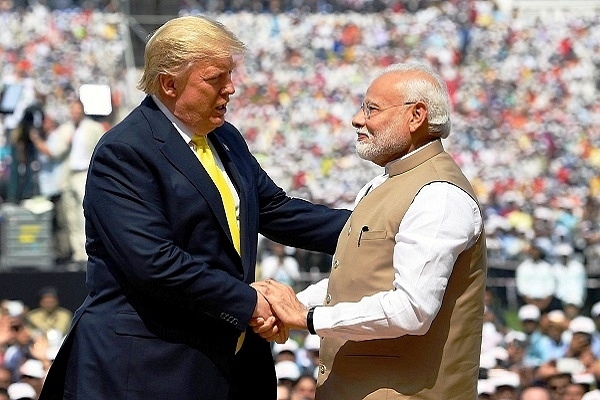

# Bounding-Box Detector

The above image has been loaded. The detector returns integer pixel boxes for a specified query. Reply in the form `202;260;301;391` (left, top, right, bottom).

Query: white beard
355;121;406;164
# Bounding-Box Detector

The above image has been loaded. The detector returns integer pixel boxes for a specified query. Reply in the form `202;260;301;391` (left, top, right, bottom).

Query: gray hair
379;62;451;138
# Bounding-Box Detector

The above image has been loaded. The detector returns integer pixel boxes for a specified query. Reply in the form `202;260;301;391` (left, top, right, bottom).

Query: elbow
404;318;432;336
404;310;435;336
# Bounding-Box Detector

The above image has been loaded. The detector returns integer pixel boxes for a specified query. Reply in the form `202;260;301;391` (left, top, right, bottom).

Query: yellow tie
193;136;244;353
192;136;240;255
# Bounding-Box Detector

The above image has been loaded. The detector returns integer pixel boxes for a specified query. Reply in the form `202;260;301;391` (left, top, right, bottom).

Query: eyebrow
364;99;382;107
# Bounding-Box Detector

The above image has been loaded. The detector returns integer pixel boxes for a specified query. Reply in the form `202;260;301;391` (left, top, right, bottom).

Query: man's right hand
249;287;289;343
252;279;309;331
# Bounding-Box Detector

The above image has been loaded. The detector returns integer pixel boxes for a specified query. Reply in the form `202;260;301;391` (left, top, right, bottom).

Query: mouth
356;129;370;141
215;103;227;116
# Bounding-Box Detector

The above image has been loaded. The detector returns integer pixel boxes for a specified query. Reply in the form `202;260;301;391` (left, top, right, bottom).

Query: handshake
249;279;310;344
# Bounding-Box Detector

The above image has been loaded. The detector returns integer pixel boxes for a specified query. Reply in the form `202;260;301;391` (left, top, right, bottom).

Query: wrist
307;306;317;335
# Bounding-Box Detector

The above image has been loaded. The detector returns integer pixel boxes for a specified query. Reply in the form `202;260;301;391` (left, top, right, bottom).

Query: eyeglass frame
360;101;417;119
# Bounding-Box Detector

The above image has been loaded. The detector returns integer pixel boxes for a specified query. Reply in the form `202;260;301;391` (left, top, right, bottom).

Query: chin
355;143;371;159
208;118;226;129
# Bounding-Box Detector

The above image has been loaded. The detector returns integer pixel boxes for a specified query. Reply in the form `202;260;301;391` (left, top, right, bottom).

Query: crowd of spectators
1;0;600;398
474;296;600;400
221;0;600;311
7;0;439;14
0;288;71;400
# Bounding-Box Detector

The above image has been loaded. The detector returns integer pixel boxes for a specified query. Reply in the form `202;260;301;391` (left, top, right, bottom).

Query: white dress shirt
553;258;586;308
297;150;483;341
69;123;92;171
515;257;556;300
152;95;240;219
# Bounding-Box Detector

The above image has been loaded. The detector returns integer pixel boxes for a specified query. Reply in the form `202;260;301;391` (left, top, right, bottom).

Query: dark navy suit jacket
39;97;350;400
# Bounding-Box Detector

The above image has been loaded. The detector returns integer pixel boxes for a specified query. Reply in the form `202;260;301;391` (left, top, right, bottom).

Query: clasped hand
250;279;309;343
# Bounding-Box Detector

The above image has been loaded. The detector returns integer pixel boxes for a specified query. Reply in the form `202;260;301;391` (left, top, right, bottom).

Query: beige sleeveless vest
316;140;487;400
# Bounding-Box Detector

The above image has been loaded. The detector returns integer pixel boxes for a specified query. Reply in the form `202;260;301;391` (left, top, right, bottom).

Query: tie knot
192;135;210;153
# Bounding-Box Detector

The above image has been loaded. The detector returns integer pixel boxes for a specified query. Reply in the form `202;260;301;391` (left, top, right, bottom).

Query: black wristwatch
307;306;317;335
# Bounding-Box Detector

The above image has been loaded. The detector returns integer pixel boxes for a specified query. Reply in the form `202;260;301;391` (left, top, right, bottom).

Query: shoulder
81;117;106;132
415;182;480;218
214;121;245;143
212;122;252;158
98;107;153;145
25;308;43;317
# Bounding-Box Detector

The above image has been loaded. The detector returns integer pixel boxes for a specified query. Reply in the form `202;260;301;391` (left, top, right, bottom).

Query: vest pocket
359;229;387;241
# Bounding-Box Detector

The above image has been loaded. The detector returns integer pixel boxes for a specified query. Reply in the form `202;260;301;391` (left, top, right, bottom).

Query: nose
221;77;235;96
351;109;365;129
221;85;235;96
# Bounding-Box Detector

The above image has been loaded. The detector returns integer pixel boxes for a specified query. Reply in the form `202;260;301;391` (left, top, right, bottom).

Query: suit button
319;364;326;374
325;294;331;304
333;259;339;269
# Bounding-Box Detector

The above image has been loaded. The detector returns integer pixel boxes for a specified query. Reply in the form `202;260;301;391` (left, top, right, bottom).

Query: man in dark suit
39;15;349;400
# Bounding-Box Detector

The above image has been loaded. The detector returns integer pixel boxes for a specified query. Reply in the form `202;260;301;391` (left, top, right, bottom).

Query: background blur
0;0;599;322
3;1;600;399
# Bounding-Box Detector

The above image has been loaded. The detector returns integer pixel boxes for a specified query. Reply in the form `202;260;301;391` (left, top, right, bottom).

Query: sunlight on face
355;117;409;166
172;56;236;135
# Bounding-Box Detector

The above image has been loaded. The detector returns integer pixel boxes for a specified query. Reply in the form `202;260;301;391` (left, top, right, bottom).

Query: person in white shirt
29;114;73;263
260;241;301;288
552;243;587;317
516;242;560;314
61;99;105;266
253;61;486;399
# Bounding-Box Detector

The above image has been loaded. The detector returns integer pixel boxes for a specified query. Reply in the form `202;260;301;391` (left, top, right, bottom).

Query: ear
158;73;177;98
408;102;427;133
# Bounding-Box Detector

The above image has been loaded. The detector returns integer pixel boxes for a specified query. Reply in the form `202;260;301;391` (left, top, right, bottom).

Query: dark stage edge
0;268;88;313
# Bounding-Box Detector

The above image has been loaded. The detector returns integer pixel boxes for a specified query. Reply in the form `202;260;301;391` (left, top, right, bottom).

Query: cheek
175;93;209;121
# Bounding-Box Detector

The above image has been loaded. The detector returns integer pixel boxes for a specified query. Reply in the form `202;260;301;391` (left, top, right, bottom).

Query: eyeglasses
360;101;416;119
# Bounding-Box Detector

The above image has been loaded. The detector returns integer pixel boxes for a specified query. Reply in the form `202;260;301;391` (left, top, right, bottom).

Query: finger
271;320;287;343
265;331;286;343
253;316;277;334
274;325;290;344
248;317;264;327
252;282;271;296
258;325;281;341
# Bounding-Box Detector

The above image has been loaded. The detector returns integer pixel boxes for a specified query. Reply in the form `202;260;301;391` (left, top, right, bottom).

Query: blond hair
137;15;248;95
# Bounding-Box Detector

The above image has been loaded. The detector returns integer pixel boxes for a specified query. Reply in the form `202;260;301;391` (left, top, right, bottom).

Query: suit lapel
140;98;239;256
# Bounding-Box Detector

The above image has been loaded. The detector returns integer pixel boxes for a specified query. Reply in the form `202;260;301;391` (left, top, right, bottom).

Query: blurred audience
24;286;71;338
520;385;552;400
259;240;302;288
290;374;317;400
1;1;600;398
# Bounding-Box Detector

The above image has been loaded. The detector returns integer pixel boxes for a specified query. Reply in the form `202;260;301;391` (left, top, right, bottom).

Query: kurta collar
385;140;444;177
